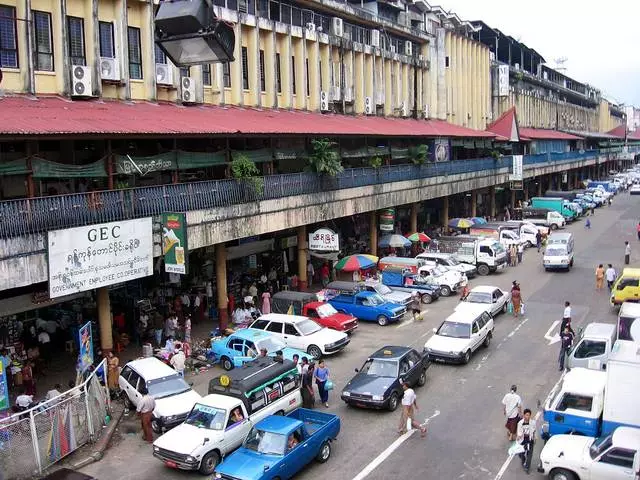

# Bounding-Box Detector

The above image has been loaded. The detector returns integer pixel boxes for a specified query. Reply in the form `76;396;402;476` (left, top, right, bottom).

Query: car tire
123;394;134;411
151;418;162;434
421;294;433;305
462;350;471;364
377;315;389;326
387;393;399;411
440;285;451;297
483;333;492;348
525;241;532;248
549;468;577;480
417;369;427;387
307;345;323;359
551;224;558;230
221;356;233;371
477;264;490;276
316;441;332;463
502;302;508;314
570;258;574;267
199;451;221;475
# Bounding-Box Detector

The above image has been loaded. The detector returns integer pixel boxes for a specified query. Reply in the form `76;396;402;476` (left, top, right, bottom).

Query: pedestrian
22;361;36;396
506;246;512;266
1;349;12;390
314;359;330;408
320;263;330;288
137;388;156;442
637;221;640;241
153;312;163;347
301;362;315;408
183;315;191;344
301;356;309;375
107;351;120;393
397;381;427;437
292;354;301;375
37;329;51;362
595;264;605;290
165;315;177;340
181;291;192;318
590;205;595;216
410;292;421;321
605;264;617;290
559;326;574;371
625;241;631;265
274;350;284;363
307;262;315;287
510;281;522;318
535;231;542;252
511;244;518;267
170;348;186;377
261;289;272;315
502;385;522;441
561;301;573;329
516;408;536;473
585;217;591;229
248;283;258;305
517;243;524;264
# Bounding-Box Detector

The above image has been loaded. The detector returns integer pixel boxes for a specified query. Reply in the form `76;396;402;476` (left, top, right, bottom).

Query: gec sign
308;228;339;252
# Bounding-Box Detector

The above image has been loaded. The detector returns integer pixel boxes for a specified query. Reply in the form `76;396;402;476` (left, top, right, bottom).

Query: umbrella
448;218;474;229
406;232;431;243
379;234;412;249
469;217;487;225
334;254;378;272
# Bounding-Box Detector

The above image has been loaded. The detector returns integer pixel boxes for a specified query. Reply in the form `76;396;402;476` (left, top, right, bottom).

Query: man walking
625;241;631;265
397;382;427;437
559;326;574;371
137;388;156;442
535;231;542;252
605;264;617;290
502;385;522;441
517;243;524;264
517;408;537;474
561;301;575;335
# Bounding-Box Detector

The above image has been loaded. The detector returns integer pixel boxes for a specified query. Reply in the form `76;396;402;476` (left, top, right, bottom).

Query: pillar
216;243;229;330
97;287;113;352
523;184;529;202
470;191;477;217
369;211;378;257
537;179;543;196
297;225;308;290
410;203;419;233
510;189;516;208
441;196;449;228
489;186;496;219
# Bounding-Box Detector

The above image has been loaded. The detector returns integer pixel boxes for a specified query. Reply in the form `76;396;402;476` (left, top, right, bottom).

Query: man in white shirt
16;391;34;409
561;301;575;335
137;390;156;442
605;264;617;290
306;263;315;287
517;408;537;473
38;329;51;361
170;349;186;377
625;241;631;265
398;382;426;437
46;384;63;402
502;385;522;441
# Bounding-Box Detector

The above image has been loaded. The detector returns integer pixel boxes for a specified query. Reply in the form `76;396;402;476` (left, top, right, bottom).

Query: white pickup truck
538;426;640;480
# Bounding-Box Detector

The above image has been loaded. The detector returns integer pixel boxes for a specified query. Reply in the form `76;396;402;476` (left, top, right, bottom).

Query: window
284;324;298;336
617;278;639;290
227;338;244;351
66;16;86;65
98;21;115;58
406;351;421;368
266;322;283;334
179;66;190;78
0;5;18;68
476;316;486;328
599;448;635;469
557;393;593;412
291;55;296;94
33;11;54;71
120;365;134;383
243;341;256;356
241;46;249;89
250;319;269;330
305;58;310;96
472;322;479;334
258;49;265;92
573;340;606;359
223;62;231;88
275;53;282;93
154;44;167;64
202;63;211;86
127;27;142;79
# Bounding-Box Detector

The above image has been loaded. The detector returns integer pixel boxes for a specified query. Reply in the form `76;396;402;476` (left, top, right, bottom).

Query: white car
119;357;202;433
630;184;640;195
423;304;494;364
416;252;477;278
250;313;349;359
417;264;466;297
456;285;511;317
538;426;640;480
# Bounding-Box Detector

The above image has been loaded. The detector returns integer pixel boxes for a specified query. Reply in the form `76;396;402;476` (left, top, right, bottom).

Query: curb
68;407;125;470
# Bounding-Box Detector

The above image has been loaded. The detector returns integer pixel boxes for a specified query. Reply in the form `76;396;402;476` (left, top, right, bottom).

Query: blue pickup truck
381;270;441;305
327;290;406;326
213;409;340;480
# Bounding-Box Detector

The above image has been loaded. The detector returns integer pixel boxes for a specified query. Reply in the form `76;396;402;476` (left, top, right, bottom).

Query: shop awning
519;128;583;141
0;292;89;317
0;96;496;139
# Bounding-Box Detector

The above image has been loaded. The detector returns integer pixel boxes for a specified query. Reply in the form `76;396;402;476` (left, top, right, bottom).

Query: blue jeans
316;380;328;403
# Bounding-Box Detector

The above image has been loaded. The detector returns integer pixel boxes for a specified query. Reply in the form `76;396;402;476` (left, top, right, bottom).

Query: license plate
433;358;445;363
165;461;177;468
356;402;366;407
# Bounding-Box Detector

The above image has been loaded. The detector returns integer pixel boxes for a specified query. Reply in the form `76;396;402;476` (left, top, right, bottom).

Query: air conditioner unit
344;87;354;103
370;30;380;48
320;90;330;111
364;96;373;115
156;63;174;86
71;65;92;97
99;57;120;81
543;71;549;80
306;22;316;31
330;85;341;101
331;17;343;37
404;41;412;56
375;90;384;105
422;104;429;119
180;76;198;103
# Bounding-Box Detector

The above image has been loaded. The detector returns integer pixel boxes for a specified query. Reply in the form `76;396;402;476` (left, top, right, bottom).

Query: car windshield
374;284;393;295
491;242;505;254
243;428;287;456
432;266;447;276
365;294;386;306
316;303;338;318
503;231;517;239
545;247;566;256
255;336;286;352
589;433;613;459
296;319;322;335
446;257;460;265
437;321;471;339
147;375;191;399
184;404;226;430
465;292;491;304
360;358;399;377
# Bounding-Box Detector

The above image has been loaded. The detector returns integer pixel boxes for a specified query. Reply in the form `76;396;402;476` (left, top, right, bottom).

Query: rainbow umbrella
448;218;474;229
406;232;431;243
379;234;412;249
470;217;487;225
334;254;378;272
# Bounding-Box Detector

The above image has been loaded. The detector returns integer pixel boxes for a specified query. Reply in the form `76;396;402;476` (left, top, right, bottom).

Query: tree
307;138;343;176
409;144;429;165
368;156;383;168
230;154;264;196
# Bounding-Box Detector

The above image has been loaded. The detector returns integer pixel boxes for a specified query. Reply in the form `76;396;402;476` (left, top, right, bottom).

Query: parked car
417;264;466;297
210;328;308;371
423;305;494;364
456;285;511;317
341;346;430;411
325;280;412;307
249;313;349;359
416;251;477;278
380;268;441;304
630;184;640;195
119;357;202;433
327;290;407;326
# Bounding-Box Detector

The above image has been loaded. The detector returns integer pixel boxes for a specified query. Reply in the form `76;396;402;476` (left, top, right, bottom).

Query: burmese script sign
47;218;153;298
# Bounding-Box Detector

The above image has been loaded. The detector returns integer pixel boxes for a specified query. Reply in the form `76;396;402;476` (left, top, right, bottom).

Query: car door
283;322;305;350
588;447;637;480
354;296;371;320
221;403;251;454
279;427;310;479
403;350;423;385
616;277;640;302
121;367;142;407
492;289;505;316
568;339;608;370
470;319;483;351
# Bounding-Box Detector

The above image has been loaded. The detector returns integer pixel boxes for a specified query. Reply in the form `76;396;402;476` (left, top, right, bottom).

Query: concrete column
523;184;529;202
441;196;449;228
369;211;378;257
97;287;113;352
216;243;229;330
510;189;516;208
410;203;419;233
537;179;543;196
297;225;308;290
470;191;477;217
489;187;496;218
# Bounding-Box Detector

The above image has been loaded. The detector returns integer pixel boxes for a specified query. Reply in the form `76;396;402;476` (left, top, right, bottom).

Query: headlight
342;391;351;397
165;415;177;421
153;446;159;452
186;455;196;463
372;395;383;401
215;474;222;479
561;260;568;264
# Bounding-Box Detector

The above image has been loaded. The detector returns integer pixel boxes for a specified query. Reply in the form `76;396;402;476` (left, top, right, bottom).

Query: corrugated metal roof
606;124;627;139
486;107;519;142
518;128;583;141
562;129;621;140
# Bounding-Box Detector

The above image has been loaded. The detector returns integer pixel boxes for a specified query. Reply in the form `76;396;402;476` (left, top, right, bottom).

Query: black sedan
341;346;430;411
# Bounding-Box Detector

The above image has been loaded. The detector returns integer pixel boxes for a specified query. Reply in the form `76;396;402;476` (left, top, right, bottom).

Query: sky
439;0;640;107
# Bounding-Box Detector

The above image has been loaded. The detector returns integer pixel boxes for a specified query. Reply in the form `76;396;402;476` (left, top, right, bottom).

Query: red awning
518;128;583;141
486;107;519;142
629;130;640;141
0;95;495;138
606;124;627;139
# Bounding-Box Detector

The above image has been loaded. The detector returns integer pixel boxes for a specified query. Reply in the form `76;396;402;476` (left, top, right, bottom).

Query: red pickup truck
271;291;358;333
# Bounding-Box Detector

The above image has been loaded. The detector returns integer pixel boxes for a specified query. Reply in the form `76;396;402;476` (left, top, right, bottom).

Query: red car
271;291;358;333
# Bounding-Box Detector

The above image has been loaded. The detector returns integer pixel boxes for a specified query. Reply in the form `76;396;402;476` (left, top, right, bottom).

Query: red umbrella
406;232;431;243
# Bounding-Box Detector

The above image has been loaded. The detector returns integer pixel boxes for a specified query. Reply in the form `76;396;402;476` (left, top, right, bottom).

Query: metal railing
0;151;604;239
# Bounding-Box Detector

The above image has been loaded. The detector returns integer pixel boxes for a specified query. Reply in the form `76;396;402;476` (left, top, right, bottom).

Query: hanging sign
162;212;188;275
308;228;340;252
78;321;94;373
380;208;395;232
510;155;523;181
498;65;509;97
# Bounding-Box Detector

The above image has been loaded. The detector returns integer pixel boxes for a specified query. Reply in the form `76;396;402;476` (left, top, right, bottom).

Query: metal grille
0;5;18;68
0;415;40;479
67;16;86;66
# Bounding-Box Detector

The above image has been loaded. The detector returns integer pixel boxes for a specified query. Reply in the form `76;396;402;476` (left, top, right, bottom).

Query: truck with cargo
544;190;577;201
468;225;525;248
519;207;566;230
380;269;441;304
486;221;541;247
530;197;578;221
587;180;617;193
428;235;507;276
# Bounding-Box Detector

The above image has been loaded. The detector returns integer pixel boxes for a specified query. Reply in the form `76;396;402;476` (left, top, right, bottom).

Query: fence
0;360;110;479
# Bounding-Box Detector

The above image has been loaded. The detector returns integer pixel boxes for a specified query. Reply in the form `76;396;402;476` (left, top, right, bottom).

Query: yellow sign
219;375;231;387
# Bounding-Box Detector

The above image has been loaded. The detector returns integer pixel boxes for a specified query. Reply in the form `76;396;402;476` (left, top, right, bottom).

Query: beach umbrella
334;254;378;272
469;217;487;225
379;234;412;249
448;218;474;229
406;232;431;243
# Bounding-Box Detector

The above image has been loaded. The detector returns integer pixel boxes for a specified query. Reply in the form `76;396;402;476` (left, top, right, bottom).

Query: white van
543;232;575;271
618;302;640;342
566;323;617;371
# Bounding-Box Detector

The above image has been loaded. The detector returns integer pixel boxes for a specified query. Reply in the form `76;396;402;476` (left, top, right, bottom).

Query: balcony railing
0;151;603;239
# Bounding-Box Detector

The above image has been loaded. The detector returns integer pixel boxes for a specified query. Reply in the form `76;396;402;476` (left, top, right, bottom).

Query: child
585;218;591;229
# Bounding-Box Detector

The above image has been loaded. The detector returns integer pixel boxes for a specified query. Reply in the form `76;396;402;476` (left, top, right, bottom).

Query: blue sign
0;361;8;411
78;322;94;373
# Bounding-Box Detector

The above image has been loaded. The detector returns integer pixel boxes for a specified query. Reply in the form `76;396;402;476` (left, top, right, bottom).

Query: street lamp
155;0;235;67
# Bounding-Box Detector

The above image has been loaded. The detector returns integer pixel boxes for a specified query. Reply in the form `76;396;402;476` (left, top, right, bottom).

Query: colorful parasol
469;217;488;225
378;234;412;248
334;254;378;272
406;232;431;243
448;218;474;229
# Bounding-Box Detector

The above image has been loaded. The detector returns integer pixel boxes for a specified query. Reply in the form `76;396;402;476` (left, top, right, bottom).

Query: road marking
351;410;440;480
544;320;561;345
474;354;490;371
505;317;528;339
397;310;429;329
494;454;515;480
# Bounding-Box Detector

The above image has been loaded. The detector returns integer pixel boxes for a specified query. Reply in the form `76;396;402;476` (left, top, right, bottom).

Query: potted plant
230;154;264;201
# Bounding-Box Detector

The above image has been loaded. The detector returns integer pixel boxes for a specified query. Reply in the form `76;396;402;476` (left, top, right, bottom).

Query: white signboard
309;228;340;252
498;65;509;97
510;154;523;181
47;218;154;298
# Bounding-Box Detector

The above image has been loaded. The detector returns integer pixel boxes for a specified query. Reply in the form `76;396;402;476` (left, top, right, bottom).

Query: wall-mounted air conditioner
306;22;316;31
489;52;496;61
390;45;397;54
71;65;93;97
180;76;199;103
375;90;384;105
514;63;520;70
364;96;373;115
331;17;343;37
401;103;408;117
156;63;174;86
371;30;380;48
320;91;330;111
99;57;120;82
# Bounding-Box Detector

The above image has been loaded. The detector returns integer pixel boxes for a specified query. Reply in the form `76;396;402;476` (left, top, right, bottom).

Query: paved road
81;192;639;480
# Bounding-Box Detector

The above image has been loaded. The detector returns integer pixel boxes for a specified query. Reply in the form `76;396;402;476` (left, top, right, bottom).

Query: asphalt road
80;191;639;480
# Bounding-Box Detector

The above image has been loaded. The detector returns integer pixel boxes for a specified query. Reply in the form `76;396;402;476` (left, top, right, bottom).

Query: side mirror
354;368;359;373
264;465;270;472
432;328;437;333
203;437;209;446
